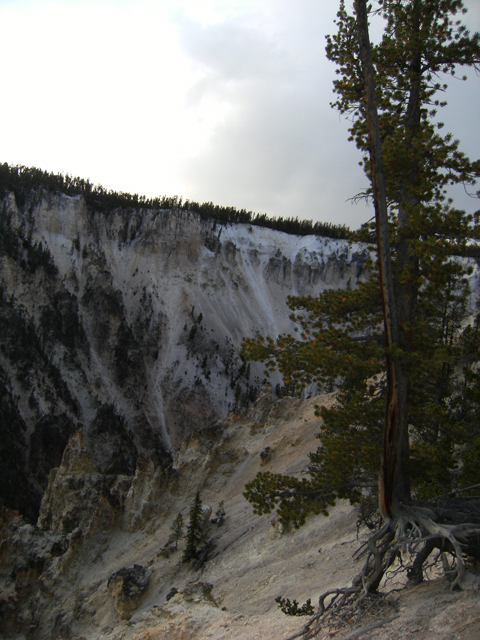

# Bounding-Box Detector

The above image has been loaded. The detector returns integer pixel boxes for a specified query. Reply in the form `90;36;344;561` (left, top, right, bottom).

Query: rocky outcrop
3;185;479;526
108;565;150;619
37;427;177;538
0;188;374;522
2;389;480;640
37;429;132;534
0;507;68;637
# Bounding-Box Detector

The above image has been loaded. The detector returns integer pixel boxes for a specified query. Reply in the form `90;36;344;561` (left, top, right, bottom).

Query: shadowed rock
107;564;150;619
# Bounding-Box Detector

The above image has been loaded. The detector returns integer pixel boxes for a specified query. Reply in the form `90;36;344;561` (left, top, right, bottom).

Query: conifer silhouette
182;492;203;562
169;513;184;550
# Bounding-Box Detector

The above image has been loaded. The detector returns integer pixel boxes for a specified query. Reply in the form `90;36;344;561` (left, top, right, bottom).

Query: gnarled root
285;500;480;640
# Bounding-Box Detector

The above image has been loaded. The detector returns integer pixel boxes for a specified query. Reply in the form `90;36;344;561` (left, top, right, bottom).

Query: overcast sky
1;0;479;229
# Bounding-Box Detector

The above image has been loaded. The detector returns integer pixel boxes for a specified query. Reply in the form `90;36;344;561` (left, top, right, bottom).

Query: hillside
1;179;480;639
2;391;480;639
0;185;369;521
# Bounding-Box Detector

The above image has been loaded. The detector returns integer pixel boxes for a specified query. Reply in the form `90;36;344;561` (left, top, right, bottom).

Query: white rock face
2;190;368;455
2;188;478;518
2;188;480;639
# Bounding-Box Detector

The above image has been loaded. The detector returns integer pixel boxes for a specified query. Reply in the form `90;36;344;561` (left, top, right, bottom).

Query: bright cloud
0;0;478;229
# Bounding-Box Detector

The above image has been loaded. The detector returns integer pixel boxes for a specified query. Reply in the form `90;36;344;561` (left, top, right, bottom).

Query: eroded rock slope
0;188;369;519
2;390;480;640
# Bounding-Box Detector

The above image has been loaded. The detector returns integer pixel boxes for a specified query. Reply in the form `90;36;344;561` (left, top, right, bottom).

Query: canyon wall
0;188;369;519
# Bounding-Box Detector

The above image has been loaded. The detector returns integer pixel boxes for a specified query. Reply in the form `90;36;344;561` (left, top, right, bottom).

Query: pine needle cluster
182;492;204;563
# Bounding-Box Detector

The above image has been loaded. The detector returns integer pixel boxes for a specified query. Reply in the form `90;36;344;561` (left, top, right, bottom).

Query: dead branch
429;484;480;501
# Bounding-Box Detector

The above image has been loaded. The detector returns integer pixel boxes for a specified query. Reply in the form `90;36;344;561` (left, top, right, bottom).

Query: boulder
107;564;150;620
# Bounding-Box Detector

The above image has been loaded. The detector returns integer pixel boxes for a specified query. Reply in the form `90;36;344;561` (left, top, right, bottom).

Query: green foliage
182;492;203;563
325;0;480;209
458;437;480;490
242;0;480;525
160;513;185;556
213;500;225;525
244;470;337;528
275;597;315;616
446;309;480;492
243;247;474;516
169;513;185;550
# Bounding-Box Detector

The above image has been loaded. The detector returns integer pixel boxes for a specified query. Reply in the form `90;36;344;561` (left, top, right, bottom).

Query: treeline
0;163;351;240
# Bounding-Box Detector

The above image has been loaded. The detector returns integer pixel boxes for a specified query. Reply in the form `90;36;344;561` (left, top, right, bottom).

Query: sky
0;0;479;230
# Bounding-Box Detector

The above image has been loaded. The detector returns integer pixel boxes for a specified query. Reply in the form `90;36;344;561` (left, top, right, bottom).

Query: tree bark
354;0;410;517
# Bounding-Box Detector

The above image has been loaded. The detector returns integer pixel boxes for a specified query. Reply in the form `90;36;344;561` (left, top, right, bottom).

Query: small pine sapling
182;492;203;563
169;513;184;550
213;500;225;525
159;513;185;557
275;597;315;616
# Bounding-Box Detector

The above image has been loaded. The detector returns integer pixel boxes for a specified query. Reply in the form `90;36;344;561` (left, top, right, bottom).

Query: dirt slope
1;391;480;640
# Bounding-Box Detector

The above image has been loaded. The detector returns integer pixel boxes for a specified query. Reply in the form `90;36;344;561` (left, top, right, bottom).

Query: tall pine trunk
354;0;410;517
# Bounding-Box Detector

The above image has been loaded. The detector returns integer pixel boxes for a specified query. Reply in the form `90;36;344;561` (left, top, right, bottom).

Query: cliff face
0;188;369;520
2;187;480;640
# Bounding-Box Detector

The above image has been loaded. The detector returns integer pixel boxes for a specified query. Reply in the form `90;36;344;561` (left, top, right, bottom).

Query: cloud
0;0;477;229
173;4;370;227
181;21;288;83
173;0;479;227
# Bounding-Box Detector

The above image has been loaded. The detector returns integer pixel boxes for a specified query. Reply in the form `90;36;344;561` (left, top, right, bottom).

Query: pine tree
242;1;480;630
325;0;480;509
169;513;184;551
182;492;203;563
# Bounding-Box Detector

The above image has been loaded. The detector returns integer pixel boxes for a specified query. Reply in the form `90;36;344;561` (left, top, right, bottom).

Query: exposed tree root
284;497;480;640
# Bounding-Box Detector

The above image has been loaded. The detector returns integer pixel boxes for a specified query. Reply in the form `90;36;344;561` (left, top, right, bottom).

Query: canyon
1;185;479;639
0;187;369;520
